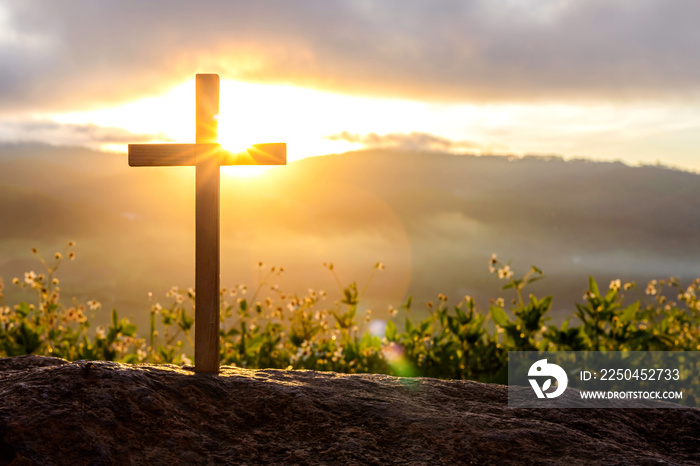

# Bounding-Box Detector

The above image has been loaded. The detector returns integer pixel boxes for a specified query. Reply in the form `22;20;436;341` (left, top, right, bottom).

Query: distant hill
1;143;698;326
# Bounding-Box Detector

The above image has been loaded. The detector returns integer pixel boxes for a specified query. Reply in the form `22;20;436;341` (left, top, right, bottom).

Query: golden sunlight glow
51;78;470;161
51;79;372;165
221;165;272;178
216;80;365;161
47;76;700;173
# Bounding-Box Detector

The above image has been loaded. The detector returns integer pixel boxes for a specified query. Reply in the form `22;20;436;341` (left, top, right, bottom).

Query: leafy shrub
0;244;142;362
1;245;698;386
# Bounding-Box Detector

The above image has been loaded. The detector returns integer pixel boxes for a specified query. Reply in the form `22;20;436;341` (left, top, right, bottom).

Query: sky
2;0;700;171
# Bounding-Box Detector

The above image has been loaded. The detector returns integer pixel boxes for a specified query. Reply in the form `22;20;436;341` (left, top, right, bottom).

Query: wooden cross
128;74;286;373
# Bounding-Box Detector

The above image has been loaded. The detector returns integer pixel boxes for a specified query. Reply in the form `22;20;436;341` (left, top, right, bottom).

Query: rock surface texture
0;356;698;465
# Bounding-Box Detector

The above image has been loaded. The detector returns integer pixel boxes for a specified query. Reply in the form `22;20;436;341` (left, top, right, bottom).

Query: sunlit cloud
325;131;484;153
3;80;700;172
0;119;172;152
3;0;700;112
1;1;700;171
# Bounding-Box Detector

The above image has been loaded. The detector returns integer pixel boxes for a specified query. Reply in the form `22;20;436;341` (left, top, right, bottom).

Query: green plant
1;243;143;361
1;246;698;389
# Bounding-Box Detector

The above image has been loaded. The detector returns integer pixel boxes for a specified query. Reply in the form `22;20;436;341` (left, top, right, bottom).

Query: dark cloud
326;131;482;153
0;120;171;148
2;0;700;112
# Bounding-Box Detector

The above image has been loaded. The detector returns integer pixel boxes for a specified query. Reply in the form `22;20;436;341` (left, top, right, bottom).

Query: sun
215;81;287;178
215;80;364;163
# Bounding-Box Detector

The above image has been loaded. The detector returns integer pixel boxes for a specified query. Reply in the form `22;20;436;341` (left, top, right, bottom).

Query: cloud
326;131;484;153
2;0;700;113
0;119;171;149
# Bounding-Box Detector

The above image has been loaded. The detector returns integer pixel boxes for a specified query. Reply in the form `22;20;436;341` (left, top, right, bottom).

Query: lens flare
382;342;417;377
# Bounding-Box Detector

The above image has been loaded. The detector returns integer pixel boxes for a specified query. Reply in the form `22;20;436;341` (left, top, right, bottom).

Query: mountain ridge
0;143;698;325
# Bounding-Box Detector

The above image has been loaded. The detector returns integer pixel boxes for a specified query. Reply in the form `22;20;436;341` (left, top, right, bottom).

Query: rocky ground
0;356;698;465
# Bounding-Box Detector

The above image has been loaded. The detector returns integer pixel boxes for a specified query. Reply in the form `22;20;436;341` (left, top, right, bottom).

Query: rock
0;356;697;465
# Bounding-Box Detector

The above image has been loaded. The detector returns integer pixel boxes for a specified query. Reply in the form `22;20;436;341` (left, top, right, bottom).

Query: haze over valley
1;143;698;328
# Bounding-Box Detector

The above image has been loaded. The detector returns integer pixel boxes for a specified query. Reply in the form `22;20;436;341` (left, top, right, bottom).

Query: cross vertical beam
195;74;220;373
127;73;286;375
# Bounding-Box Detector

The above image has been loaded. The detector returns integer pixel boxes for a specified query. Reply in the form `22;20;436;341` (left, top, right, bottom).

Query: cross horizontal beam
127;73;288;374
128;143;287;167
